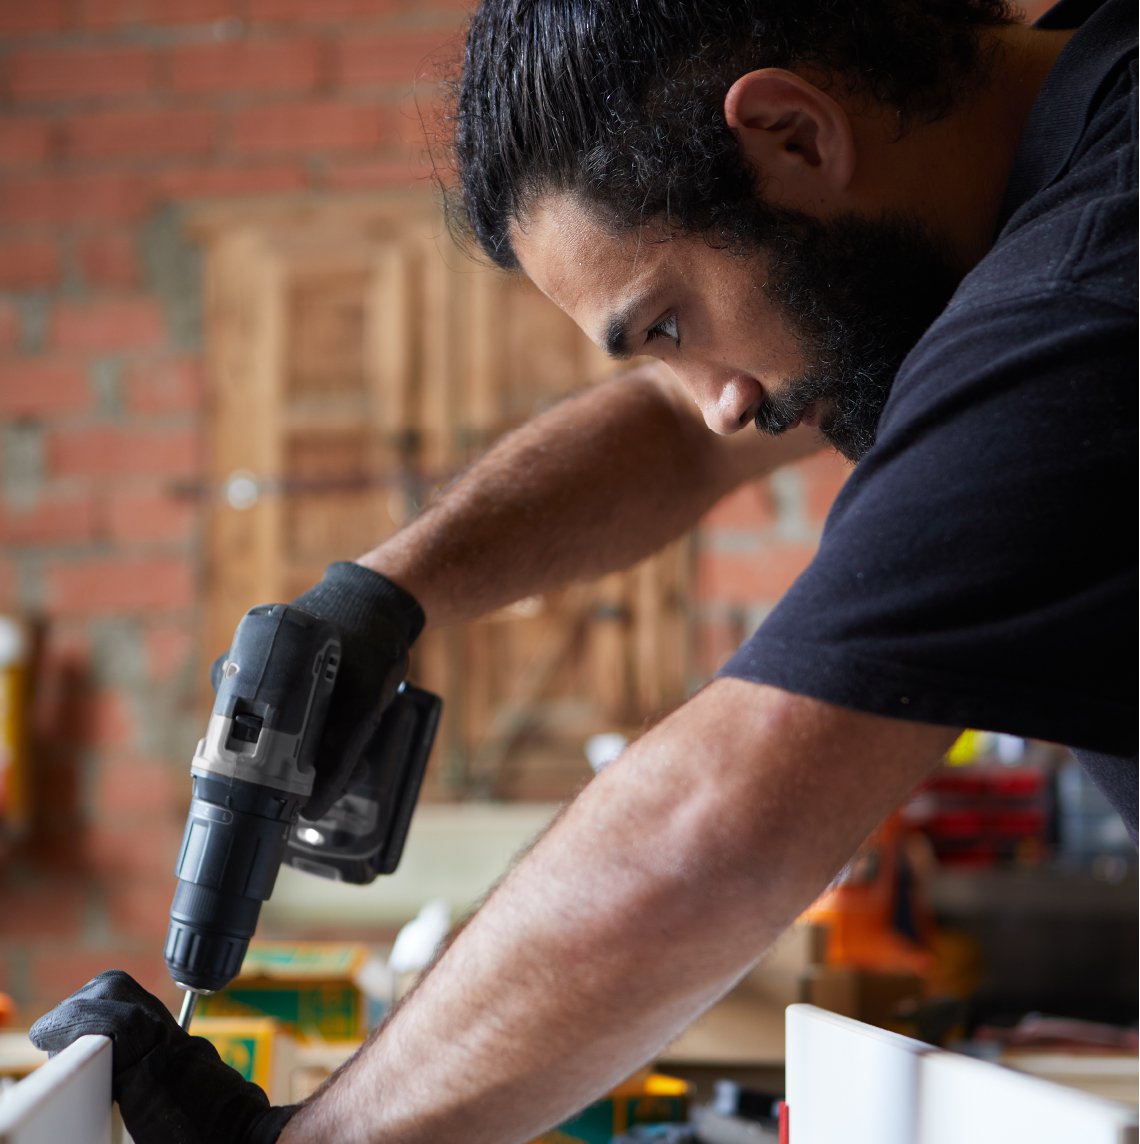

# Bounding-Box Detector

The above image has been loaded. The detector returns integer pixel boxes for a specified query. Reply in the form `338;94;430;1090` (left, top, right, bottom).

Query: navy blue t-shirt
721;0;1138;835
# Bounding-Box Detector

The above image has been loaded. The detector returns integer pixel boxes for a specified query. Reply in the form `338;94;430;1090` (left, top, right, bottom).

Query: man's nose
684;369;762;435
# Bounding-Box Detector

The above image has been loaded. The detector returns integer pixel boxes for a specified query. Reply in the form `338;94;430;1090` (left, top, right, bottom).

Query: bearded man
32;2;1136;1141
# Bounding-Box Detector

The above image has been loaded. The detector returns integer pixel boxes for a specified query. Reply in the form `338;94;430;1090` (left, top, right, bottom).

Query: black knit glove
29;971;297;1144
215;562;426;820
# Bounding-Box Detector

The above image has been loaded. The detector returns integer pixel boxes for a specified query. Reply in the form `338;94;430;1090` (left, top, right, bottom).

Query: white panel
0;1035;112;1144
785;1003;933;1144
917;1048;1139;1144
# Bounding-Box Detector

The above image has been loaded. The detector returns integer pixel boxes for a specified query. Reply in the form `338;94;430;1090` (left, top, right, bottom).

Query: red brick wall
0;0;469;1025
0;0;1054;1026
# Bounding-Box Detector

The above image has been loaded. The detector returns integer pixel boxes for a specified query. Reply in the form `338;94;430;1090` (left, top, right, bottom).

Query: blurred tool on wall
0;615;32;857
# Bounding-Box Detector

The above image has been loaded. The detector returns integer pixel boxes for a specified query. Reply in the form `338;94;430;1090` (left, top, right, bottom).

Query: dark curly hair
448;0;1016;269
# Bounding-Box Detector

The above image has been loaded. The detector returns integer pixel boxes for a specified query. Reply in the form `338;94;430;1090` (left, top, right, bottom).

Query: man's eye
645;314;680;347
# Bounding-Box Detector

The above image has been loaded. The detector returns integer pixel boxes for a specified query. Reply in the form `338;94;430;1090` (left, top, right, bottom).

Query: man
31;0;1136;1141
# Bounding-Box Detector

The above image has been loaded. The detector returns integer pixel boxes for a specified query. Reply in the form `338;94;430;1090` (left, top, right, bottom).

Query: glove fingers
29;971;180;1071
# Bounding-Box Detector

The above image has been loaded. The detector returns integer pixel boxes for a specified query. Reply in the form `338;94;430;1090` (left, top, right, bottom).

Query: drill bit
177;989;201;1031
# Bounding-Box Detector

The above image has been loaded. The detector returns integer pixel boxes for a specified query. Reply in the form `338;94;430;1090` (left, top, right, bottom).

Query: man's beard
750;210;962;463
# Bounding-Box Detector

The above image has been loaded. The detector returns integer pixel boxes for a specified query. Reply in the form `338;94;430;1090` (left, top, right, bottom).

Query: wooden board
192;193;694;802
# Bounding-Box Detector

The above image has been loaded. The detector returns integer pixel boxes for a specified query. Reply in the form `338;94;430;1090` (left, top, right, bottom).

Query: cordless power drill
164;603;441;1029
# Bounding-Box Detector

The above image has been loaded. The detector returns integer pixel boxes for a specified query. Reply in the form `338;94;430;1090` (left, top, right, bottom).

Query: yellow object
198;943;370;1041
192;1016;297;1103
945;730;990;766
529;1072;690;1143
0;616;30;843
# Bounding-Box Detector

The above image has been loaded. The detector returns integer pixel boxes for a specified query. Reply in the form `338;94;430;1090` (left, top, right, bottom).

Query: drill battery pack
283;682;442;885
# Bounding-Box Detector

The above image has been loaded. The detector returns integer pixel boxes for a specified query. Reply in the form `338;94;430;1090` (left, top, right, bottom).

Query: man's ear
724;69;856;208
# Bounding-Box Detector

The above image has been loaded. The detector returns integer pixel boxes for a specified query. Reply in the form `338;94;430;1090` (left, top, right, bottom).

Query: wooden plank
464;272;503;459
418;239;454;478
634;559;660;714
369;242;416;462
203;227;277;660
591;573;632;724
196;192;696;804
0;1035;113;1144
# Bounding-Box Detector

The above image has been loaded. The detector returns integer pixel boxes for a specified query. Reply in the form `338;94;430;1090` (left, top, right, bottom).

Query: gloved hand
29;971;297;1144
215;562;426;820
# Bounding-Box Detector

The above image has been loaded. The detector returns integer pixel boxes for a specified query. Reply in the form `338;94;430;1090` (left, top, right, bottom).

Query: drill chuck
165;773;305;993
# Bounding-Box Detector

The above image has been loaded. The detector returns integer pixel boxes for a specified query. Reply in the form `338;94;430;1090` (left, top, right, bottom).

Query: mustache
753;375;831;437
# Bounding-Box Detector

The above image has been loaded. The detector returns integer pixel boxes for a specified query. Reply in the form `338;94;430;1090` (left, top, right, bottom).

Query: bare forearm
280;682;954;1144
357;365;818;627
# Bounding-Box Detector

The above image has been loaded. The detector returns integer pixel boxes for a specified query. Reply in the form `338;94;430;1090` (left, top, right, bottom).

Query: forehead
510;195;673;351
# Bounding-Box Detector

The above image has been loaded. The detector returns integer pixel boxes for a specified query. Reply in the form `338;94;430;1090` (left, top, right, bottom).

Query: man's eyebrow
603;312;635;360
601;296;650;360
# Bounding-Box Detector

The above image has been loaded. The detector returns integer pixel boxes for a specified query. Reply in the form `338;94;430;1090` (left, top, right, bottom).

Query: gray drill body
165;605;340;1020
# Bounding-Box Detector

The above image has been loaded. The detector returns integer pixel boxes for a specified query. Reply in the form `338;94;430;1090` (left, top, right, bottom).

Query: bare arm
280;681;956;1144
358;361;820;627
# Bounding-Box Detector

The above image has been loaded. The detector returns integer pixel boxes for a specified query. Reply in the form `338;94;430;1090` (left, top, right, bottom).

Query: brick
104;486;197;545
44;554;196;615
0;238;62;289
695;541;818;604
0;489;97;546
49;297;165;352
249;0;401;21
168;38;323;94
389;89;446;147
144;619;195;681
0;557;15;608
77;233;141;288
230;99;384;155
799;450;852;526
79;0;234;28
105;879;177;942
122;356;204;414
0;173;153;226
694;613;752;676
64;108;218;162
48;424;200;478
322;155;435;190
30;950;176;1017
29;625;94;736
0;1;69;35
0;877;87;942
0;303;19;351
95;754;179;818
83;688;137;749
154;162;307;200
6;47;156;105
700;481;778;532
0;359;91;417
0;120;55;167
335;29;457;88
81;813;186;879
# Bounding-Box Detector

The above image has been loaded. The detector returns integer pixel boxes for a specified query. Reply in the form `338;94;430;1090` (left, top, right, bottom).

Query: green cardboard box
198;942;369;1041
530;1072;690;1144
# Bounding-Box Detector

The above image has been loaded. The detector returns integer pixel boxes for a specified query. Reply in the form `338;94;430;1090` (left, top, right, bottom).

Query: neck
850;23;1075;270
